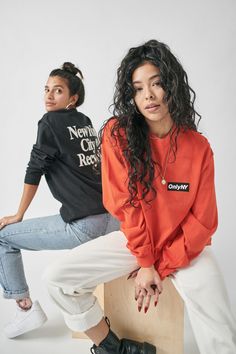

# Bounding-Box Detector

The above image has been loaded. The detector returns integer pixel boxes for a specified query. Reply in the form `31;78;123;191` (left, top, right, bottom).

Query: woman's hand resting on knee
0;184;38;230
134;265;163;313
0;214;23;230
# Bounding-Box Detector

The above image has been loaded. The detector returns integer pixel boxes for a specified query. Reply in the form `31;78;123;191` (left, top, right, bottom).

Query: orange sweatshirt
102;119;218;279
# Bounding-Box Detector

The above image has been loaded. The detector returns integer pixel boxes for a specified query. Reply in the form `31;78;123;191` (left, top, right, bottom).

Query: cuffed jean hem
63;298;103;332
3;289;30;300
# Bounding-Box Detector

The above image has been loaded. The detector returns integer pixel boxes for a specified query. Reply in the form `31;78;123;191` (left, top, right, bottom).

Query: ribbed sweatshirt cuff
136;254;156;268
24;174;41;185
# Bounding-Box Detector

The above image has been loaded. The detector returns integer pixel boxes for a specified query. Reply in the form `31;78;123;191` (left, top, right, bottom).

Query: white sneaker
4;300;48;338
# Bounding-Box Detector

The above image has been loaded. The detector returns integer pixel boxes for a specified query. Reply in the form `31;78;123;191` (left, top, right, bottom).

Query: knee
42;262;62;287
42;260;83;296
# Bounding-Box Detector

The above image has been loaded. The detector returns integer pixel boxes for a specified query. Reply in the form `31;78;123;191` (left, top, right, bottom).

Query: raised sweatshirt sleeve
101;126;155;267
24;120;59;185
157;146;218;279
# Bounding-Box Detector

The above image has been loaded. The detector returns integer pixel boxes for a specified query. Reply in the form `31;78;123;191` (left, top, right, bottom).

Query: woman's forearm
16;183;39;218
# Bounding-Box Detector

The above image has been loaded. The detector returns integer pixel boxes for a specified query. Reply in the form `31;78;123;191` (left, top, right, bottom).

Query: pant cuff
63;298;104;332
3;289;30;300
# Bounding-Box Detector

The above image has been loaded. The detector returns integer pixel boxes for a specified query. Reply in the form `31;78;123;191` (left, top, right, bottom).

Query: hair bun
62;62;84;79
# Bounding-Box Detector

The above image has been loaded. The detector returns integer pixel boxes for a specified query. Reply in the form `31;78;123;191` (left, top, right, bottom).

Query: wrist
16;211;24;219
141;265;155;270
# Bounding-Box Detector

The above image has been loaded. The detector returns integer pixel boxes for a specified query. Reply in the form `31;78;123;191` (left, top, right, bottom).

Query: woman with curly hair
44;41;236;354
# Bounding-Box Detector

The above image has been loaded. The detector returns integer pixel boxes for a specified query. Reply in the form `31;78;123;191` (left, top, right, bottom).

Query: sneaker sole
6;313;48;339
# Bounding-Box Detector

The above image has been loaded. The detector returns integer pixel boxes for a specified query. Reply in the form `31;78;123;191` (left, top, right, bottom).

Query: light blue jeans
0;213;119;300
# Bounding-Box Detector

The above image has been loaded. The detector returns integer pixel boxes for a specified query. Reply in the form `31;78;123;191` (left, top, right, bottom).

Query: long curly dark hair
99;39;201;206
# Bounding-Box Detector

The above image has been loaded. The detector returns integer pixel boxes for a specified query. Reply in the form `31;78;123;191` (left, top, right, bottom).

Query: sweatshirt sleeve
157;146;218;279
101;124;155;267
24;119;59;185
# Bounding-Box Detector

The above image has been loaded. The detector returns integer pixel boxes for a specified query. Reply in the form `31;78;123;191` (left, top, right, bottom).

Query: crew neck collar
149;124;176;140
149;127;179;149
47;108;77;114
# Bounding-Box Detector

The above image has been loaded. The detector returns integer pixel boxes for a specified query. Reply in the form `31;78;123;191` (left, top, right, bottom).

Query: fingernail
144;307;148;314
138;306;141;312
154;301;158;307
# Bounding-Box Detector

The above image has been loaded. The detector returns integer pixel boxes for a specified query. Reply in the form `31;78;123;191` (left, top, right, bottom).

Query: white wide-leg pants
43;231;236;354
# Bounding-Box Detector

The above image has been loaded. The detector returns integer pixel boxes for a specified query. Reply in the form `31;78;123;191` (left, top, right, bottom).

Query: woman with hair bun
0;62;119;338
44;42;236;354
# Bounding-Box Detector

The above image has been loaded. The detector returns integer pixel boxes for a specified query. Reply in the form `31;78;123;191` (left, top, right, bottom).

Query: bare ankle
16;298;32;310
85;318;109;346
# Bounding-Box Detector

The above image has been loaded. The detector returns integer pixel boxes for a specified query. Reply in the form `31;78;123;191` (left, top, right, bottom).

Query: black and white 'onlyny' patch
167;182;190;192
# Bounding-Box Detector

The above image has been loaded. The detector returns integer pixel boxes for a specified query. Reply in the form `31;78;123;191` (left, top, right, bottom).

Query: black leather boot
90;328;156;354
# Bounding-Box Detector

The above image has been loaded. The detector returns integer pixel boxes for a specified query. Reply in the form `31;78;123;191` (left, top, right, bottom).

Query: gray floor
0;296;92;354
0;297;199;354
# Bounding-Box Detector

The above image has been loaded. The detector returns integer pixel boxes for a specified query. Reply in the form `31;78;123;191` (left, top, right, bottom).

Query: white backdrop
0;0;236;347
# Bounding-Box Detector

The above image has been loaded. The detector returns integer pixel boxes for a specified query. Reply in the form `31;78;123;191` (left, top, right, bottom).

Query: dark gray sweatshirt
24;108;106;222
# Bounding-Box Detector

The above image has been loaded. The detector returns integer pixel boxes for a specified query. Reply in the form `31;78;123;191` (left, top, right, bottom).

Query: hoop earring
66;102;73;110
